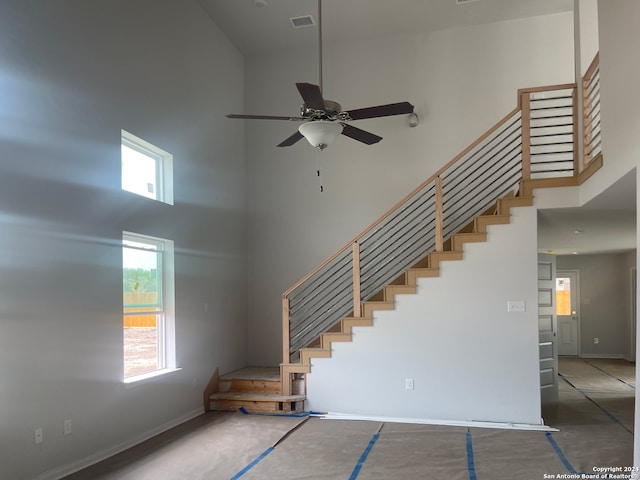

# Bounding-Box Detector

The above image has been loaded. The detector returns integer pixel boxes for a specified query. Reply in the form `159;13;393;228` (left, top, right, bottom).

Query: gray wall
557;252;635;358
0;2;247;478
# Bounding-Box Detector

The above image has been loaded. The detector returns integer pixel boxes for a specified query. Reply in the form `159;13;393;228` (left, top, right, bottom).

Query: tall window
123;232;175;381
121;130;174;205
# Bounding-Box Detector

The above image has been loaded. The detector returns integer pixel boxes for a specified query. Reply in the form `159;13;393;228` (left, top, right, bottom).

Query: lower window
122;232;175;380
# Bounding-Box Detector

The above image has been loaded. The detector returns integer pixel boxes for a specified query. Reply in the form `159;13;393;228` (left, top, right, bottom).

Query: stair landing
209;367;305;414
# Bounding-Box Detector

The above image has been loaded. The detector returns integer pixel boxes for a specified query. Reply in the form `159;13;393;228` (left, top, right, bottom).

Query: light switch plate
507;300;526;312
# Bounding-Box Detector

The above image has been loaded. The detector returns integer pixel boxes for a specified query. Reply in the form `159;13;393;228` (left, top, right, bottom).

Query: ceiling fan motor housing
301;100;343;120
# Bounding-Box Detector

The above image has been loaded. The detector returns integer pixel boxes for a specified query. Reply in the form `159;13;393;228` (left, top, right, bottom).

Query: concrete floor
64;358;634;480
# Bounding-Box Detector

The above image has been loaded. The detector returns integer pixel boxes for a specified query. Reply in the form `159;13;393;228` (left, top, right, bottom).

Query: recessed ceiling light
573;229;582;234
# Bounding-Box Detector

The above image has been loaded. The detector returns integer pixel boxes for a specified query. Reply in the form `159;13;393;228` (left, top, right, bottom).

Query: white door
556;270;579;356
538;254;558;403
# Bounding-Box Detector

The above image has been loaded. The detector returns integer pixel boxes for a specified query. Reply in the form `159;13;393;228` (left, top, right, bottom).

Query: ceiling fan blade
227;114;304;121
296;83;325;110
340;123;382;145
277;130;304;147
345;101;415;121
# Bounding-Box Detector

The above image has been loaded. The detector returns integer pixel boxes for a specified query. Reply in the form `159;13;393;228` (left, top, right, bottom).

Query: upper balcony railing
281;54;602;365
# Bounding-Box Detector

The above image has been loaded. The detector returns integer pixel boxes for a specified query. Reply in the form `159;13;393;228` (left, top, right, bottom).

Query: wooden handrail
517;82;577;98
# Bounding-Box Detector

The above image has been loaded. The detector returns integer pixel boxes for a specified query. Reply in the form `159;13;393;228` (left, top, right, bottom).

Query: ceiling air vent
289;15;315;28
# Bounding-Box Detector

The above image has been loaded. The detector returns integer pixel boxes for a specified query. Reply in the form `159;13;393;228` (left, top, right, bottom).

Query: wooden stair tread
220;367;280;382
210;392;305;402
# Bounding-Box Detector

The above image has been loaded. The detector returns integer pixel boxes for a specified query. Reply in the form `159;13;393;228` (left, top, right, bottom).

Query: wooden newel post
521;92;531;181
282;296;290;365
435;176;444;252
352;241;362;317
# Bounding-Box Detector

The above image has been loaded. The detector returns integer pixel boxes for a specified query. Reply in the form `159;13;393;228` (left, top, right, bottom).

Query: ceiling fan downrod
318;0;323;95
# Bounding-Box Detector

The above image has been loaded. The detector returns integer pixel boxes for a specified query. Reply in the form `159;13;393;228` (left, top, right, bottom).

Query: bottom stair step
209;392;306;414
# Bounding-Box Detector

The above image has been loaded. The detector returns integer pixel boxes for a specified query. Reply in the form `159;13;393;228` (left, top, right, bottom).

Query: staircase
208;55;603;413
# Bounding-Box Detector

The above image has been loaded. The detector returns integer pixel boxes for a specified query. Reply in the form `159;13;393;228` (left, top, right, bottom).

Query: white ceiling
199;0;636;256
199;0;573;56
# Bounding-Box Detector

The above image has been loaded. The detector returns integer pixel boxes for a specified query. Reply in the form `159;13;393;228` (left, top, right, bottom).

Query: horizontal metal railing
282;76;590;365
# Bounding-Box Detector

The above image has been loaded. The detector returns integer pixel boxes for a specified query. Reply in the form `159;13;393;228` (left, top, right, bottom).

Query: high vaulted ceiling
199;0;636;256
199;0;573;56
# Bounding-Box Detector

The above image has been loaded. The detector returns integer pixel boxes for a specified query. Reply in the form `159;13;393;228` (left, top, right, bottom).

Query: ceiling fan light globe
298;121;343;150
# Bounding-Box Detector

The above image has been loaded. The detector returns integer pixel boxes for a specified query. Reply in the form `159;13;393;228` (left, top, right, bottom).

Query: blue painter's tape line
349;433;380;480
466;433;477;480
545;432;577;474
572;385;625;428
230;446;274;480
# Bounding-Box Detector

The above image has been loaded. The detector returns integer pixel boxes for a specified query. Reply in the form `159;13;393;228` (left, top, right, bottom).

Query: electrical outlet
35;428;43;444
405;378;414;390
64;419;72;435
594;337;599;344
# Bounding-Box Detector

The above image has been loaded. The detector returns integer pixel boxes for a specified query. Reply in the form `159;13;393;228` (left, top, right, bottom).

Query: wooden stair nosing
219;379;281;394
405;268;439;285
384;284;417;301
320;332;352;349
341;316;373;334
361;300;395;318
428;250;463;268
497;195;534;214
474;214;510;232
300;347;332;364
451;232;487;252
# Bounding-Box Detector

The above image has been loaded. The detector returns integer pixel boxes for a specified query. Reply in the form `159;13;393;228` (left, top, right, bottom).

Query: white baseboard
313;412;558;432
580;353;625;359
35;407;205;480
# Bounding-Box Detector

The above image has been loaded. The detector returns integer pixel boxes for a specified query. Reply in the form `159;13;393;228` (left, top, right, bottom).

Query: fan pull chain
316;149;324;193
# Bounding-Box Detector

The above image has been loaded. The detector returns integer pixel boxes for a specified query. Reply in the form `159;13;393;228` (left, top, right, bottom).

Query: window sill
123;367;182;388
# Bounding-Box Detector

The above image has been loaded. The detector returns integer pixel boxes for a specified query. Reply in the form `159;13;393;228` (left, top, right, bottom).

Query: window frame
121;130;174;205
122;231;176;383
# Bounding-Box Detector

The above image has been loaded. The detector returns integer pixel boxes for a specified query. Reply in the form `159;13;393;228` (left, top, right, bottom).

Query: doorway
556;270;580;356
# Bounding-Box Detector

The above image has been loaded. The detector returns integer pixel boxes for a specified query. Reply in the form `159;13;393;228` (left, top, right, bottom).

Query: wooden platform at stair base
209;392;305;414
211;367;305;414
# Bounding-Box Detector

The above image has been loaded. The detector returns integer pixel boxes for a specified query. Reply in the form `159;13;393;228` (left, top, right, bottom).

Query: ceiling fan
226;0;415;151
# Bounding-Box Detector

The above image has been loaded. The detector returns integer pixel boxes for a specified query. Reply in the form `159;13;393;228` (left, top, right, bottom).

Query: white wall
307;207;541;425
576;0;600;76
245;12;575;365
580;1;640;205
0;2;247;479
